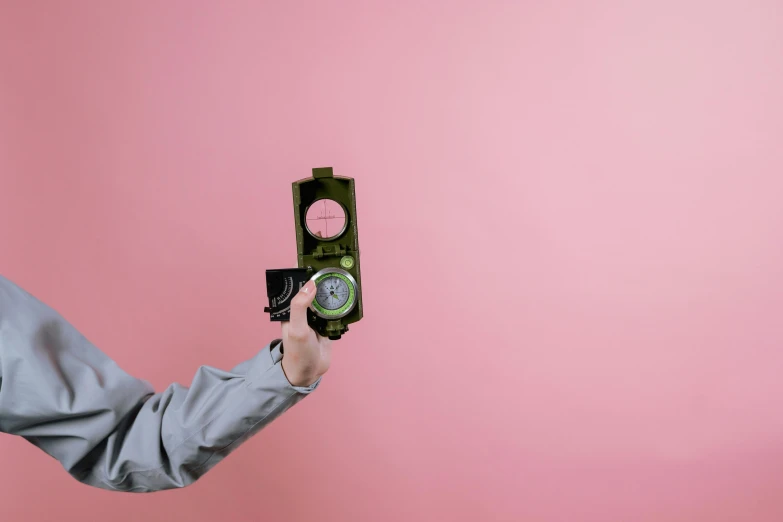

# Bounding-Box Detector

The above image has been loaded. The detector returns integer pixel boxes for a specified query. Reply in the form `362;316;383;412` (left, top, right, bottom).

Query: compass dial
310;268;357;319
316;276;350;309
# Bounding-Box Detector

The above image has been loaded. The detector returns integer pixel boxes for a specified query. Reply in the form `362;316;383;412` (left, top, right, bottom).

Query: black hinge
312;244;348;259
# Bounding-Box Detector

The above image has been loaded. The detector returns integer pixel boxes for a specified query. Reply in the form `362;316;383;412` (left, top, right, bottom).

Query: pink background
1;1;783;521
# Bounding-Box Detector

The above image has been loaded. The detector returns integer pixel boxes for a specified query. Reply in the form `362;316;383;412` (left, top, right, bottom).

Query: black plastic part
266;271;285;299
264;268;311;321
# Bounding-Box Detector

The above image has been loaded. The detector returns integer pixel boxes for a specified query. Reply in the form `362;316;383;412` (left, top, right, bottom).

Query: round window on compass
305;199;348;240
310;268;358;319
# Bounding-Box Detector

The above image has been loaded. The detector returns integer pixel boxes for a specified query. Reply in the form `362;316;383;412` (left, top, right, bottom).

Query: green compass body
292;167;363;339
263;167;363;339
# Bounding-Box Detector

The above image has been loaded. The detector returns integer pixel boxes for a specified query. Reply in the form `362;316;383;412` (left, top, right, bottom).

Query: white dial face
315;276;351;310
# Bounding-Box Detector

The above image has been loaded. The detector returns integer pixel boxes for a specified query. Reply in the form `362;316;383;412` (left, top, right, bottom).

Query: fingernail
302;281;314;294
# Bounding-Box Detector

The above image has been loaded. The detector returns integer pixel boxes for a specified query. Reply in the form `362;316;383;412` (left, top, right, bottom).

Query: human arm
0;274;323;492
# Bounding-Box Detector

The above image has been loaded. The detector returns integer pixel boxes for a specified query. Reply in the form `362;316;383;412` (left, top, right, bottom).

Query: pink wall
2;1;783;521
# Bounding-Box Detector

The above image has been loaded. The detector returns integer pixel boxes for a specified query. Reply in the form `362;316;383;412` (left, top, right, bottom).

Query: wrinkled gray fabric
0;274;319;492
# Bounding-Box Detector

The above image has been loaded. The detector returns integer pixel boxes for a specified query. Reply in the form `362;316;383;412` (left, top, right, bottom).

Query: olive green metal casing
293;167;362;338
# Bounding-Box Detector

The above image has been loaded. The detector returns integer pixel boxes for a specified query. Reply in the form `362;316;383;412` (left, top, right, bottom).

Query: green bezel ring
311;270;357;318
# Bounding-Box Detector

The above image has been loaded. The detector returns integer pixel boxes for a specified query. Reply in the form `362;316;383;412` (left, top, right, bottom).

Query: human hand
280;280;332;387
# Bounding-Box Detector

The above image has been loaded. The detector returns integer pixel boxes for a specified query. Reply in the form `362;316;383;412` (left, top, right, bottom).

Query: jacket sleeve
0;274;319;492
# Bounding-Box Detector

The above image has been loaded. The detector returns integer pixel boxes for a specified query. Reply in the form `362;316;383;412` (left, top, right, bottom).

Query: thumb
289;279;317;328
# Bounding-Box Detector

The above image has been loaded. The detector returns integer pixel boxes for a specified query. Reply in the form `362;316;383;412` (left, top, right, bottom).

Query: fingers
288;280;316;337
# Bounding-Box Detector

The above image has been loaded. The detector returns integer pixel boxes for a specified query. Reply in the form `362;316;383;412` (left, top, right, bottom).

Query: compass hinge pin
312;244;348;259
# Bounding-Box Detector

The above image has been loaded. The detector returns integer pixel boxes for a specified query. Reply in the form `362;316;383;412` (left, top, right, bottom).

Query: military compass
263;167;363;340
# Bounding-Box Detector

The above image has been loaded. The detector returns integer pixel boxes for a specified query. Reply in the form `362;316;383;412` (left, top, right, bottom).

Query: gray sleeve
0;274;319;492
